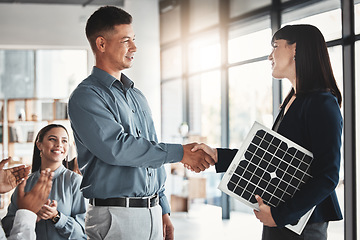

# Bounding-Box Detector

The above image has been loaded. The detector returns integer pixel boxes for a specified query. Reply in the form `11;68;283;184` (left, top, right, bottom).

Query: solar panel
218;121;315;235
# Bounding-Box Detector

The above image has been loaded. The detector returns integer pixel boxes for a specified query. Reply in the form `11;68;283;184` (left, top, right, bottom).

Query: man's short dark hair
86;6;133;52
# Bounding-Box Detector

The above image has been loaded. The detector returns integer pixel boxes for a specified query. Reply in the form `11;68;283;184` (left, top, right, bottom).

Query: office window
188;32;220;74
36;50;87;99
161;79;183;143
0;49;87;99
189;0;219;33
356;2;360;34
282;2;341;41
189;71;221;146
281;79;292;103
228;26;272;64
161;46;182;80
0;50;35;98
327;45;344;240
230;0;270;18
328;46;343;95
228;60;272;149
160;5;181;44
356;40;360;239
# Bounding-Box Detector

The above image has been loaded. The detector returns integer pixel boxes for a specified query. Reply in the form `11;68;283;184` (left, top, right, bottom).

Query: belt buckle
147;197;151;208
125;198;130;208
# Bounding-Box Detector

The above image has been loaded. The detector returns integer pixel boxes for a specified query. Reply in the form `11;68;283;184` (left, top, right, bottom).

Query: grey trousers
85;204;163;240
262;222;329;240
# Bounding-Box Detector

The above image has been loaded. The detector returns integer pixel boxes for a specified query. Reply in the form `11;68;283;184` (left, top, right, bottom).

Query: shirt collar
35;164;66;179
91;66;134;91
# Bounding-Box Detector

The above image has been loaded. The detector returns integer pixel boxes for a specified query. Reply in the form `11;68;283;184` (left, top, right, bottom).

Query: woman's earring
293;56;296;60
40;150;43;158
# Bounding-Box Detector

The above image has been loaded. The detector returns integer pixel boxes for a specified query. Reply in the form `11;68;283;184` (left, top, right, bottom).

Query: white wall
0;0;162;134
124;0;162;136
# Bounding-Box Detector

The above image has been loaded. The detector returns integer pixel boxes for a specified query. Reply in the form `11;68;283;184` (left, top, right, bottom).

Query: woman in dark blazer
192;24;343;240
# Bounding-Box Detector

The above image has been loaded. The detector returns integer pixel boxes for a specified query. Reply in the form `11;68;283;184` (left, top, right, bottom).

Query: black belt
89;194;159;208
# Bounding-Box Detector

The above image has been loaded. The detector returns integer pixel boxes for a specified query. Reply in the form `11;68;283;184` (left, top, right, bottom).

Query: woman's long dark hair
31;124;69;173
272;24;342;108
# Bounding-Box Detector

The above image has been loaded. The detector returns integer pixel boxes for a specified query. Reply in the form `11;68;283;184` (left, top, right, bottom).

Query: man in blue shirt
68;6;215;240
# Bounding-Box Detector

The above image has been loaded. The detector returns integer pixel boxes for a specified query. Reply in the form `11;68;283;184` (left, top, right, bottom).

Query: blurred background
0;0;359;239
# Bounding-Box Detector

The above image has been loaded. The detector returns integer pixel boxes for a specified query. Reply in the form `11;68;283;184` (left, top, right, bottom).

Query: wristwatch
52;211;60;224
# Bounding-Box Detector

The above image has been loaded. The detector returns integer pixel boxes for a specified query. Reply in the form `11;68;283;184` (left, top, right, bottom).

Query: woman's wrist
51;210;60;224
214;148;218;163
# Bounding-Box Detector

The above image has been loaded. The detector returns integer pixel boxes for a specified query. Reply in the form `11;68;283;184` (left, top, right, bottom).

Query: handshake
180;143;218;173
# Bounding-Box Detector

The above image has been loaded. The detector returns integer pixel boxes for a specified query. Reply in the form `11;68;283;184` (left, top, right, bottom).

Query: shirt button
132;109;135;113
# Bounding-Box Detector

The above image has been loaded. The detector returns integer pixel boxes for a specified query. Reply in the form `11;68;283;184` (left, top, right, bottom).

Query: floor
171;203;263;240
171;203;344;240
0;203;344;240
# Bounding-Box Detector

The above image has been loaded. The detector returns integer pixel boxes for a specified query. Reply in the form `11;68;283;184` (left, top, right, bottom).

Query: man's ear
95;36;106;53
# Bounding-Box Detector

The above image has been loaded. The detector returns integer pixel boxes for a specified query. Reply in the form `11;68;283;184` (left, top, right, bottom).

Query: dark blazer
216;91;343;227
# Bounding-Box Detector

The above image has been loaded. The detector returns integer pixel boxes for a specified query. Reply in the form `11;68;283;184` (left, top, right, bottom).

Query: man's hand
17;168;53;214
0;157;31;194
162;214;174;240
253;195;277;227
181;143;215;173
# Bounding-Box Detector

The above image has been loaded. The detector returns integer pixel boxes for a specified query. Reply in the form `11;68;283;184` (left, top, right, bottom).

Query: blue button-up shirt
68;67;183;214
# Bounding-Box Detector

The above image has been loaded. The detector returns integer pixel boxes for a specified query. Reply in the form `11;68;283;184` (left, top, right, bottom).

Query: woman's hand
183;143;218;172
191;143;218;163
253;195;277;227
37;199;58;220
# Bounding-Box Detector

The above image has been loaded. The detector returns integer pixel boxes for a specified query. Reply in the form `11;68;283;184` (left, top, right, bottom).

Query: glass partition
228;60;272;149
228;27;272;64
36;50;87;99
160;5;181;44
282;3;341;41
161;46;182;80
161;78;183;143
355;2;360;34
188;70;221;146
0;50;35;99
355;40;360;240
189;0;219;33
230;0;270;18
188;31;220;74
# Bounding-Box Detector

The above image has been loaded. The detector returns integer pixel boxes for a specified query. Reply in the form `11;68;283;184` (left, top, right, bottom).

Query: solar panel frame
218;121;315;235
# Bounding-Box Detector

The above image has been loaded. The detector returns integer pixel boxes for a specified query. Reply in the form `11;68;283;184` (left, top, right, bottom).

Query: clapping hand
181;143;216;173
0;157;31;194
37;199;58;221
17;168;53;214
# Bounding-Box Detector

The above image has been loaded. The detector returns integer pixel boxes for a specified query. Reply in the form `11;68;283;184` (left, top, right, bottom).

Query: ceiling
0;0;124;7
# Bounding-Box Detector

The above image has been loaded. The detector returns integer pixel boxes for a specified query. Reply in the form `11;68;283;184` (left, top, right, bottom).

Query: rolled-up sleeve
69;86;183;169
